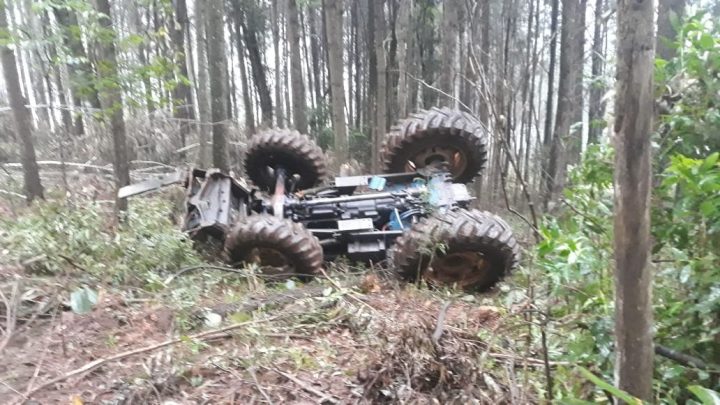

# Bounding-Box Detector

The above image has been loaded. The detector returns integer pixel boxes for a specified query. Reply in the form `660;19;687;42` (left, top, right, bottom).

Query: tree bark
171;0;192;153
541;0;559;209
613;0;655;399
308;7;323;106
234;18;256;135
235;2;273;128
588;0;607;145
395;0;411;118
544;0;585;208
272;0;284;126
656;0;685;61
206;0;230;172
439;0;461;103
0;0;43;201
93;0;129;211
323;0;348;161
194;0;211;164
288;0;308;133
373;0;387;172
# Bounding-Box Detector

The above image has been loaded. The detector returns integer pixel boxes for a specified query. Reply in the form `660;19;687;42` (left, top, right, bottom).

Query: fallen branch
655;344;720;372
26;315;283;397
431;301;452;345
2;161;114;173
268;367;339;404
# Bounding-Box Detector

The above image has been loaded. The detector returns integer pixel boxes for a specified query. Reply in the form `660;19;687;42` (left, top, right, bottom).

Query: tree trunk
613;0;655;399
656;0;685;61
1;0;43;201
273;0;284;126
588;0;607;145
288;0;308;133
308;7;323;106
171;0;192;153
439;0;460;103
373;0;387;172
194;0;211;164
93;0;129;211
544;0;585;208
206;0;230;172
235;2;273;128
479;0;491;125
235;19;256;135
541;0;559;209
323;0;348;161
395;0;411;118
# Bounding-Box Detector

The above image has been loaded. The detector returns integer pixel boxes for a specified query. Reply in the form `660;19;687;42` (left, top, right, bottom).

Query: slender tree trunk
194;0;211;164
656;0;685;61
206;0;230;172
479;0;491;125
273;0;284;126
323;0;348;161
588;0;607;145
93;0;129;211
541;0;559;209
1;0;43;201
235;20;256;135
288;0;308;133
439;0;460;103
373;0;387;172
308;7;322;106
171;0;192;153
395;0;410;118
235;2;273;127
300;8;315;110
614;0;655;399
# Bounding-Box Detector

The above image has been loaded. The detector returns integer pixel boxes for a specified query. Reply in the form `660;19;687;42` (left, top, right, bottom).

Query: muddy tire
381;107;488;183
224;215;323;276
391;209;519;291
244;129;327;191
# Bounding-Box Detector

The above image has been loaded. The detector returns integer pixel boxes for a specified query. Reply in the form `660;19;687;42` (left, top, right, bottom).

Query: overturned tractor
120;108;520;291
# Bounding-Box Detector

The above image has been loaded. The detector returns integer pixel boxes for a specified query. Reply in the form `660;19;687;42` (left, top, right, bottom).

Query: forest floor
0;266;545;404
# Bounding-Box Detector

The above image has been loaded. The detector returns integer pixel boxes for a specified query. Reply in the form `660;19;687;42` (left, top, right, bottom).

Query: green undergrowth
0;198;202;287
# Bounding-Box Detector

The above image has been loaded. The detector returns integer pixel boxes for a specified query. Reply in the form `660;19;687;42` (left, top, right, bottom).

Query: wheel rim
402;145;469;179
424;251;493;289
247;247;294;275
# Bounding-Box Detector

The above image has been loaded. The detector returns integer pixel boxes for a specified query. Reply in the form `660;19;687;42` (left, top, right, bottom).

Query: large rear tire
391;209;519;291
244;129;327;191
224;215;323;276
381;107;488;183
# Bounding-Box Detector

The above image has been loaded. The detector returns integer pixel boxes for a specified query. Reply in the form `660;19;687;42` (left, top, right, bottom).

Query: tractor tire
391;209;519;291
381;107;488;183
244;129;327;191
224;215;323;276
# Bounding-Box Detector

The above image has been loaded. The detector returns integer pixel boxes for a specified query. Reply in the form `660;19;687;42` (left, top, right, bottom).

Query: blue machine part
388;208;419;230
368;176;387;191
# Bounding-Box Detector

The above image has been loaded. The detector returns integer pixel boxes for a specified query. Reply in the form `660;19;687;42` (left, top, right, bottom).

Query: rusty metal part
381;107;488;184
391;209;520;291
245;129;327;192
224;214;323;276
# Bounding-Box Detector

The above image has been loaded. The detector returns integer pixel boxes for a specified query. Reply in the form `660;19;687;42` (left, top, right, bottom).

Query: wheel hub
425;252;492;289
404;145;468;179
247;247;294;275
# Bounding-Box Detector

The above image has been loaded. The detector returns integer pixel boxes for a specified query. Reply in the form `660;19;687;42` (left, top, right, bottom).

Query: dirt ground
0;269;541;404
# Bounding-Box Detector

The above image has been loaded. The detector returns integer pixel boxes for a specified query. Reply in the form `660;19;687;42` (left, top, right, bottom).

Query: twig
248;367;274;405
26;315;283;397
165;264;324;284
431;301;452;345
268;367;339;404
0;282;19;354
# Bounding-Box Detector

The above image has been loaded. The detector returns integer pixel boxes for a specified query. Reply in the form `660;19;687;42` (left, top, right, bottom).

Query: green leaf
70;287;98;314
577;367;644;404
699;33;715;50
689;385;720;405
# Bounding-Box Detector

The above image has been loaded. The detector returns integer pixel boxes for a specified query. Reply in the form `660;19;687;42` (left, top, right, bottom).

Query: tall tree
170;0;192;152
93;0;130;211
234;1;273;127
194;0;211;164
588;0;607;145
544;0;586;207
541;0;559;209
206;0;230;172
287;0;308;133
323;0;348;161
373;0;387;172
613;0;656;399
439;0;461;102
395;0;411;118
272;0;284;126
0;0;43;201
